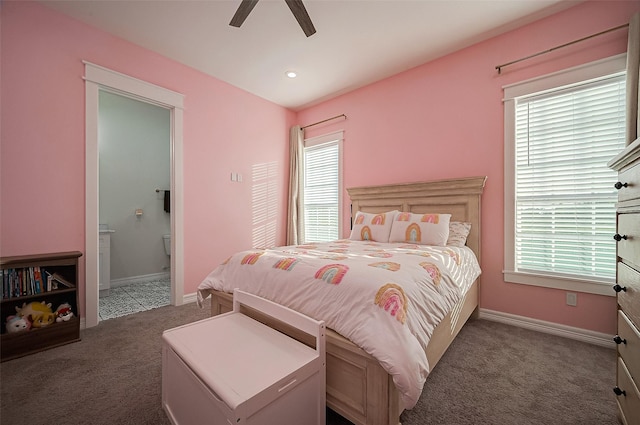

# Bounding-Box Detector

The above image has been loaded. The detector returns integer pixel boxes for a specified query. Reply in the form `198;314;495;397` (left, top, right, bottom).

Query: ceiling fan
230;0;317;37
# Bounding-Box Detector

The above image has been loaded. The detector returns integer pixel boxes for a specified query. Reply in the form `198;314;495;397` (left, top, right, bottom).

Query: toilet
163;234;171;256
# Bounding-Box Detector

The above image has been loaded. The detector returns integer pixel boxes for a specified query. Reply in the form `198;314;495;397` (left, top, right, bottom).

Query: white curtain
286;125;305;245
626;12;640;146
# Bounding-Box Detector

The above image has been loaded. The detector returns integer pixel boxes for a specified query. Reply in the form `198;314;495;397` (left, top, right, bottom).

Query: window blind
304;141;339;242
514;75;625;281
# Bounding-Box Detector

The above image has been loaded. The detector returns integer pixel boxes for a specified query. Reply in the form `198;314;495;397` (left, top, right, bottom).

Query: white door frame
84;62;185;328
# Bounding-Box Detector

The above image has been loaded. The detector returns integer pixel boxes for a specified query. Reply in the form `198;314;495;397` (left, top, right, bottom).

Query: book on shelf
1;267;75;299
48;272;75;289
1;269;7;299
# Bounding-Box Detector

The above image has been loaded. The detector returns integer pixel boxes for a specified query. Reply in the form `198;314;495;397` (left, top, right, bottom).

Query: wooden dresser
608;137;640;425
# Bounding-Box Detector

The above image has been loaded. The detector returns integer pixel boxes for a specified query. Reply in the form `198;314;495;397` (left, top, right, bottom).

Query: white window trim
503;54;626;297
305;130;344;147
303;130;344;241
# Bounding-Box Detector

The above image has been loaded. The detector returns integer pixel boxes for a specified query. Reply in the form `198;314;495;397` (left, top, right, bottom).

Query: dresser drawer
617;161;640;203
616;357;640;425
618;262;640;329
617;310;640;384
617;213;640;270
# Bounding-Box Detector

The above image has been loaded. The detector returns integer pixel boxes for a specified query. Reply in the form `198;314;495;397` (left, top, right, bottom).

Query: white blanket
197;240;481;409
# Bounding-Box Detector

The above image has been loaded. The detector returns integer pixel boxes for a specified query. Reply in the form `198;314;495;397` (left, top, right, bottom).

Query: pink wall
0;2;295;314
298;1;640;335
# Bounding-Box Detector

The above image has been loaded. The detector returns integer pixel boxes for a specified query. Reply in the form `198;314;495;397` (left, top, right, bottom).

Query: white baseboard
479;308;615;349
110;272;170;288
182;292;198;305
85;293;614;350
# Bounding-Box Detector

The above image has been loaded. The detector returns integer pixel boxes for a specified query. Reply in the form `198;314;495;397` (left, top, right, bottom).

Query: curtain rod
302;113;347;129
495;23;629;74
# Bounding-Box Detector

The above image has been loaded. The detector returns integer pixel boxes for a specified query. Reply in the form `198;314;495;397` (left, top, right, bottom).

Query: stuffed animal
5;315;31;333
15;301;52;318
15;301;55;328
55;303;74;322
30;313;56;328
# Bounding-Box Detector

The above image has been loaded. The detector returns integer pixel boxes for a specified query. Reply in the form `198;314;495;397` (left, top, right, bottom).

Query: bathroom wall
98;90;171;282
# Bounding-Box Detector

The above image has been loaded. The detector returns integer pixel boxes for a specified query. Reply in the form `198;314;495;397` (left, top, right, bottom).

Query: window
503;55;626;295
303;131;343;243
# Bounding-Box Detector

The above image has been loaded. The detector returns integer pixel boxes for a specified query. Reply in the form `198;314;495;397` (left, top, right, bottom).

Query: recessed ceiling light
286;71;297;78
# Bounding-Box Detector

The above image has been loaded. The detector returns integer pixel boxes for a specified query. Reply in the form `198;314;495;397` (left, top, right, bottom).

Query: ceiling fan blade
284;0;316;37
230;0;259;28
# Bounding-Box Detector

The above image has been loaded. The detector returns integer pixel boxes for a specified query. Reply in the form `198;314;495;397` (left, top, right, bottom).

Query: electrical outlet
566;292;577;307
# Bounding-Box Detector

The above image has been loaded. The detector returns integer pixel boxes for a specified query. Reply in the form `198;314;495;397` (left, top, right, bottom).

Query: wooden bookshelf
1;251;82;362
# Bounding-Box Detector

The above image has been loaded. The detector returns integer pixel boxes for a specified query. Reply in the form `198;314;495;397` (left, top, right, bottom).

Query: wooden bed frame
205;176;487;425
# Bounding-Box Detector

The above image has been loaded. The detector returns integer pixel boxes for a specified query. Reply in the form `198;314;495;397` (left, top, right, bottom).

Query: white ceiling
41;0;580;110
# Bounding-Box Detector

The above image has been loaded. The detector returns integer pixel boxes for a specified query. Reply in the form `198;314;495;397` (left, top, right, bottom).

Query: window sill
503;270;615;296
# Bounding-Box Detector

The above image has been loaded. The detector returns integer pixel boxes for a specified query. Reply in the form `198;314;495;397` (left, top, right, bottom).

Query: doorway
98;91;171;320
84;62;185;328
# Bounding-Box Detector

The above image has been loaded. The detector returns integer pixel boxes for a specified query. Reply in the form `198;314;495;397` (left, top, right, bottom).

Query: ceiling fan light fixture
286;71;298;78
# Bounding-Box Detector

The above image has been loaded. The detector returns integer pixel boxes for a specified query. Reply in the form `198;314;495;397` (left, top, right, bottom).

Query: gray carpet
1;300;617;425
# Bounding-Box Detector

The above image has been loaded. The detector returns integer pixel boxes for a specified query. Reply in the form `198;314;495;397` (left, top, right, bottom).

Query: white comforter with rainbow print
197;240;481;409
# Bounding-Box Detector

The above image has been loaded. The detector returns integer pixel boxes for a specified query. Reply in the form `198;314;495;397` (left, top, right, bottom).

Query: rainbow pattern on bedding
367;251;393;258
420;214;440;224
273;258;298;271
315;264;349;284
241;252;263;265
374;283;407;324
408;250;432;258
368;261;401;272
445;249;461;265
400;244;420;249
355;214;365;224
405;223;422;242
360;226;373;240
420;261;441;285
397;212;411;221
371;213;387;225
320;255;348;261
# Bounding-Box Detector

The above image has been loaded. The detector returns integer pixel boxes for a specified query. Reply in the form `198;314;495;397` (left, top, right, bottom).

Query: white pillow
389;212;451;246
447;221;472;247
349;210;398;242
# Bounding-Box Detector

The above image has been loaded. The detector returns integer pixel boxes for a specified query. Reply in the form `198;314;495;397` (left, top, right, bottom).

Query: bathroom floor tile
99;277;170;321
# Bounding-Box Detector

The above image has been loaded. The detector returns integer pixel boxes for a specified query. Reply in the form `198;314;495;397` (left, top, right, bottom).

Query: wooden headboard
346;176;487;262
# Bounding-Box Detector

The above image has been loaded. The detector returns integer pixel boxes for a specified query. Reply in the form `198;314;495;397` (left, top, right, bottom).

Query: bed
197;176;486;425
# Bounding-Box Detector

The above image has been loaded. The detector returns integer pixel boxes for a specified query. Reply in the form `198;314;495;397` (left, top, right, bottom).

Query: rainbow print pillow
349;210;398;242
388;212;451;246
